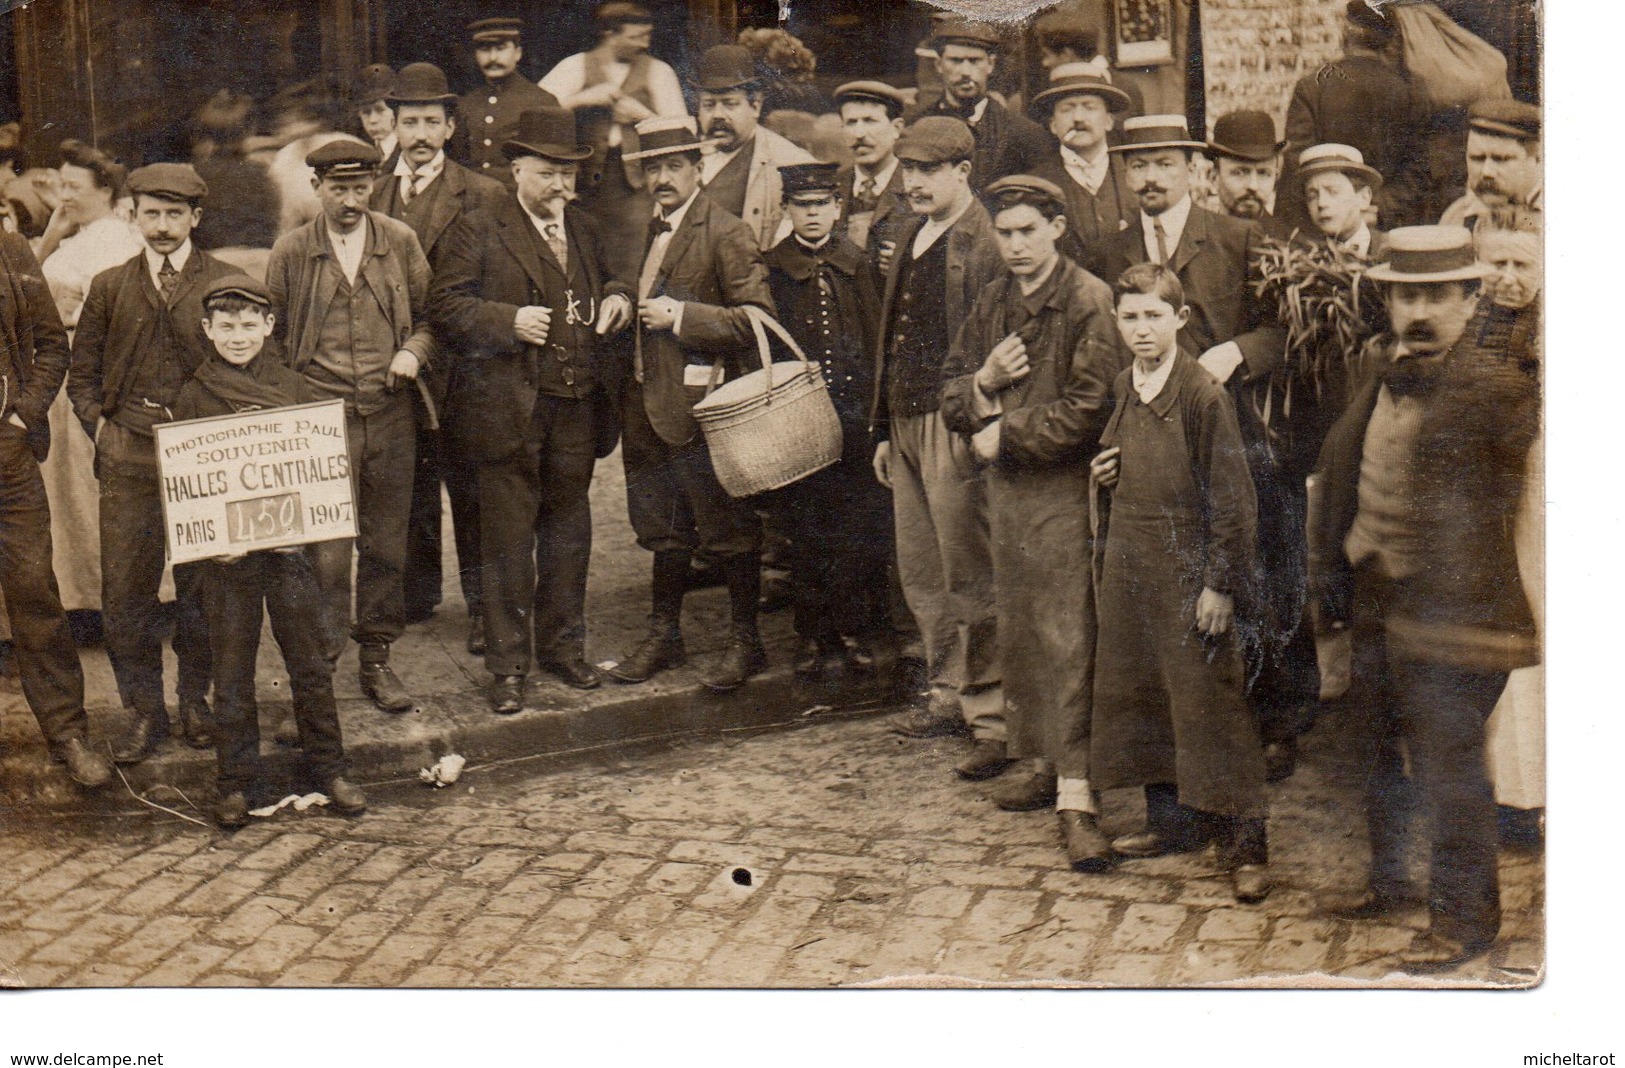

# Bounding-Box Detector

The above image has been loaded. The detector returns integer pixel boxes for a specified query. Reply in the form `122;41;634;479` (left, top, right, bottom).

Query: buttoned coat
636;191;775;446
0;233;71;461
66;247;241;433
451;75;561;190
764;234;880;426
732;125;817;251
835;161;912;264
429;198;632;463
868;199;1005;435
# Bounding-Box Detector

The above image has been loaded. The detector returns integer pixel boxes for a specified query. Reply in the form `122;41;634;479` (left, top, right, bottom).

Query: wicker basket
691;307;843;497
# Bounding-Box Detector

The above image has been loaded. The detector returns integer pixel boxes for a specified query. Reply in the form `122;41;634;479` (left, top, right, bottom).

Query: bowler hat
203;273;272;308
623;115;704;161
833;80;909;118
352;64;396;110
1297;143;1384;190
1030;62;1132;118
468;17;522;43
1205;110;1288;162
306;139;383;177
127;162;209;202
932;19;1003;54
388;63;457;106
1468;98;1541;142
1366;226;1490;284
780;162;841;199
1108;114;1204;154
503;107;591;162
894;116;976;165
691;45;760;93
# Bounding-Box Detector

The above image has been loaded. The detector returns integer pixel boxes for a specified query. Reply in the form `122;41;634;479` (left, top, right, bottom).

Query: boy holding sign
171;276;365;829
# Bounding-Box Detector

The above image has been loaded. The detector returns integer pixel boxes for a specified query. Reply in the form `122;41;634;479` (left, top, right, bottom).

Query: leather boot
112;707;170;765
1058;810;1114;873
607;551;689;683
703;555;766;691
177;695;214;749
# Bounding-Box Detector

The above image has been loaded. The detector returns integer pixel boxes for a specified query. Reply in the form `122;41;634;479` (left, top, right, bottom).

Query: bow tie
649;217;672;237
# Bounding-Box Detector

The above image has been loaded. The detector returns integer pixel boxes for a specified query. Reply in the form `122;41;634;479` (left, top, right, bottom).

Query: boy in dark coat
171;275;366;829
1089;263;1270;904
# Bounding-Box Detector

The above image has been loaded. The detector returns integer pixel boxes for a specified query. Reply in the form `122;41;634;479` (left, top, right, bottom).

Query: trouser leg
441;440;484;616
532;396;596;661
477;450;542;678
265;551;346;786
402;419;444;618
620;386;696;556
888;417;958;699
351;399;414;659
98;455;167;717
171;561;212;704
1347;569;1416;899
200;558;267;794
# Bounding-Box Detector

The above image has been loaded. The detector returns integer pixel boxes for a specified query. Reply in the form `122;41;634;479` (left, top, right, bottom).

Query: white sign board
154;399;357;564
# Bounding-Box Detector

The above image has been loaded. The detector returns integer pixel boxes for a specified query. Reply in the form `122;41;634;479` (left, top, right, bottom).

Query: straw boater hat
1297;143;1384;190
1366;226;1492;284
623;115;704;161
1029;61;1132;118
502;107;591;162
1108;114;1205;154
1205;110;1288;162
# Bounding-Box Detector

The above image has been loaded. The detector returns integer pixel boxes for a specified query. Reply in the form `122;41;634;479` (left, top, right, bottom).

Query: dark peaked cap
127;163;209;201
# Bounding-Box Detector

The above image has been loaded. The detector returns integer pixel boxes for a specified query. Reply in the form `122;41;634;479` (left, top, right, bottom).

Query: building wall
1199;0;1344;136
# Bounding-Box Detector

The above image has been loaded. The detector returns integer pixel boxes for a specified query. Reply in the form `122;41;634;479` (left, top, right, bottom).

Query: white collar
1341;222;1373;258
395;150;446;182
854;156;898;193
326;219;367;248
144;240;192;278
1142;193;1193;254
913;195;974;257
377;133;398;161
1060;144;1109;175
1131;351;1177;403
964;97;990;126
654;188;701;232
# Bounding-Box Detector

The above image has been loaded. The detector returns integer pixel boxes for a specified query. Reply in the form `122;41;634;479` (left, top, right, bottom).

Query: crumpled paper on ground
419;754;466;788
248;792;330;818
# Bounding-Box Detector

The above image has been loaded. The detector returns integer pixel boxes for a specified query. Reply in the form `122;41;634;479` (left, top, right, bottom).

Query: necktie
158;256;178;304
853;175;878;214
543;220;567;268
1152;216;1171;265
403;172;422;204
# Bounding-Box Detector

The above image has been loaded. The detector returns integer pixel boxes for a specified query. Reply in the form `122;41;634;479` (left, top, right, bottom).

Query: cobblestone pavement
0;706;1542;989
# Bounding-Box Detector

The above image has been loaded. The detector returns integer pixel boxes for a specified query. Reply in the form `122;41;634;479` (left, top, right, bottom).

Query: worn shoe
466;613;487;656
1263;738;1298;784
793;638;825;677
178;696;214;749
111;711;170;765
758;573;793;613
272;712;301;748
607;631;686;683
953;739;1015;782
888;695;969;739
1111;825;1210;859
490;675;525;715
360;663;414;712
57;736;113;788
213;791;250;829
1324;887;1408;922
703;639;767;692
540;657;601;690
989;768;1057;809
1058;811;1114;873
1398;929;1489;970
839;637;876;674
326;776;368;816
1232;864;1274;904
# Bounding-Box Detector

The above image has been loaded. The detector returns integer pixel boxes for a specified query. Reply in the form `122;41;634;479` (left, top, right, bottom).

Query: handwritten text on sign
154;399;357;564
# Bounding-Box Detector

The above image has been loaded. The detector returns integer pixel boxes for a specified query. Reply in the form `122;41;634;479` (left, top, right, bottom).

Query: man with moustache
369;62;507;654
266;141;435;713
1312;225;1538;969
832;81;911;257
871;117;1009;777
452;18;560;190
67;163;239;762
691;44;815;251
1027;62;1135;273
431;107;634;710
1440;101;1542;234
921;19;1055;192
607;116;775;691
1205;110;1293;240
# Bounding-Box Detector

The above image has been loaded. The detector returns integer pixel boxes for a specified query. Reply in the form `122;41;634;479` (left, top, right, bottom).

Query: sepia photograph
0;0;1581;1048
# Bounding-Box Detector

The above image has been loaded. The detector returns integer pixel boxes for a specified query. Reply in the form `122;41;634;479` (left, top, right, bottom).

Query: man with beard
1312;225;1538;969
452;18;560;191
691;44;815;250
369;63;507;654
1440;100;1542;234
922;19;1055;192
1205;110;1293;240
1027;62;1135;274
832;81;911;257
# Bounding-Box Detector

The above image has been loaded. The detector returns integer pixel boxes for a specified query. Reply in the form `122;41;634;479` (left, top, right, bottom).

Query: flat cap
984;174;1065;208
780;162;841;198
833;80;909;117
467;17;522;42
305;139;383;177
1468;98;1541;141
932;18;1003;54
895;116;976;165
203;273;272;307
127;162;209;201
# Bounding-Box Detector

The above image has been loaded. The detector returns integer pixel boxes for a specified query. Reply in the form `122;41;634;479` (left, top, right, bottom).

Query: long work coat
1090;352;1266;819
939;258;1125;779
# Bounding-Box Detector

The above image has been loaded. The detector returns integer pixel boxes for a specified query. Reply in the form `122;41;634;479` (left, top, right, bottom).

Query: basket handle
701;306;814;402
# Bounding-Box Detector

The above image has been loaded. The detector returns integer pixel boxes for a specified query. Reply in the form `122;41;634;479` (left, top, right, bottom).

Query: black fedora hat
387;63;457;106
1205;110;1288;162
691;45;759;93
502;107;591;162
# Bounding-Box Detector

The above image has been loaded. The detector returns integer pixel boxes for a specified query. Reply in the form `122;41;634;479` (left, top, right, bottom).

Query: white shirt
700;136;749;186
963;97;990;127
144;240;192;292
1342;222;1373;259
852;157;899;201
376;133;398;163
1141;194;1193;265
1060;145;1109;196
540;52;686;148
639;189;701;334
521;203;568;271
912;196;974;259
394;150;446;202
1131;352;1177;404
326;221;367;284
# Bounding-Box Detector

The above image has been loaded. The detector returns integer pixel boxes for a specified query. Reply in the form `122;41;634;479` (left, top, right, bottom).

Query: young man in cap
451;17;560;190
431;107;634;712
370;62;507;655
541;1;687;280
354;64;400;168
0;228;112;789
1027;62;1135;273
1283;0;1425;228
938;175;1123;865
832;81;911;256
761;161;888;676
67;162;239;762
690;43;815;251
265;140;435;713
1311;225;1539;968
871;116;1009;777
921;19;1055;192
1440;100;1542;233
1205;110;1293;239
607;115;775;691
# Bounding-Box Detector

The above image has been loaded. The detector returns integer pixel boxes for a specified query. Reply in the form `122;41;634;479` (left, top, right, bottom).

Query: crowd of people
0;0;1541;972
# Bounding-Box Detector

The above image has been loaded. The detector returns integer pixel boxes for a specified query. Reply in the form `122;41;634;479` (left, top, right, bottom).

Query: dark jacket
1309;333;1540;672
764;233;881;426
923;95;1057;192
451;75;561;190
1031;154;1136;277
429;198;632;463
171;341;316;421
0;232;71;461
835;161;912;266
